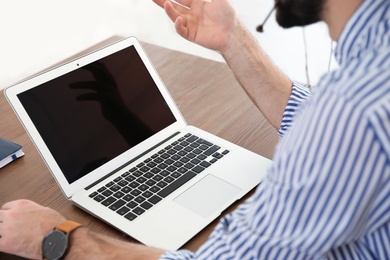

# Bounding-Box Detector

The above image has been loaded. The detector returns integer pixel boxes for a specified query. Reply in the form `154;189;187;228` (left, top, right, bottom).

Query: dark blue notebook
0;138;24;168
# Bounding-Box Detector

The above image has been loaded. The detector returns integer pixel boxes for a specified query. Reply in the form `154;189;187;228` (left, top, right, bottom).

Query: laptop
5;36;272;250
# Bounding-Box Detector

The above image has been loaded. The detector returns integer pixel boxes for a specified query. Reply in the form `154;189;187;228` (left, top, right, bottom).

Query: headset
256;0;280;33
256;0;334;86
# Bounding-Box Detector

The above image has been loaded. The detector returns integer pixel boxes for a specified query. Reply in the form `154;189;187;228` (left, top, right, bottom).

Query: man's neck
323;0;363;41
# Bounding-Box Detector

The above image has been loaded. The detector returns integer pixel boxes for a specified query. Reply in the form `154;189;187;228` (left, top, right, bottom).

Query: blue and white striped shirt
161;0;390;258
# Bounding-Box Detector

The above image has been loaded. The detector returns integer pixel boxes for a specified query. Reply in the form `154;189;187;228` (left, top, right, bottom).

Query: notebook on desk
5;36;272;250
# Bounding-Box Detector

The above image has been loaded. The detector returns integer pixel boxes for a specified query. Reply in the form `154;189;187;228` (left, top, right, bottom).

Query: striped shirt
161;0;390;258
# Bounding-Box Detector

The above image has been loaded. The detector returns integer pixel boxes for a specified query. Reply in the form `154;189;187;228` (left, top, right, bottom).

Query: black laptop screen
18;46;176;184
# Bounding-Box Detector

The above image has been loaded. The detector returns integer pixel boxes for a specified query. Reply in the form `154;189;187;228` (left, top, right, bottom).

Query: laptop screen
17;46;176;184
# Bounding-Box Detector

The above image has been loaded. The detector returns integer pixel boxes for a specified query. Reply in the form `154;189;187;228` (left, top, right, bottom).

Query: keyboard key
173;161;184;168
160;170;169;177
117;180;128;187
154;157;163;163
193;149;202;155
157;163;168;169
156;181;168;188
101;197;116;207
136;176;147;183
193;165;205;174
149;186;160;194
147;162;157;168
113;176;122;182
199;145;209;151
150;168;161;174
190;158;201;164
102;190;113;197
110;184;121;192
109;199;125;211
186;135;198;142
197;154;207;160
128;167;137;172
170;172;181;178
200;161;211;168
117;206;130;216
143;172;154;179
130;189;142;196
133;207;145;216
170;155;180;161
180;141;189;146
180;157;190;163
152;175;163;181
145;179;157;186
123;194;134;201
133;171;143;177
140;201;153;210
148;195;162;204
213;153;224;159
186;153;196;159
204;145;221;156
125;176;136;182
129;182;140;188
158;171;196;198
121;171;130;178
121;186;131;193
113;191;125;199
134;196;146;203
105;181;114;187
98;187;106;193
142;191;153;198
89;192;98;198
124;212;137;221
164;176;174;183
93;194;105;202
138;184;149;191
127;201;138;209
184;163;195;169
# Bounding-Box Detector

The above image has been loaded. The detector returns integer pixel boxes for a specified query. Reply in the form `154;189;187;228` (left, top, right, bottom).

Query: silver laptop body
5;37;272;250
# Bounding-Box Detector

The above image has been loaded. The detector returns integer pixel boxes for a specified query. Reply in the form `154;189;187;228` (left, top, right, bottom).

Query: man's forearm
221;20;293;130
67;228;165;260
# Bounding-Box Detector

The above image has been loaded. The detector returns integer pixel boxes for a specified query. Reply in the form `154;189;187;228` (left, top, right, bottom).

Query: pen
170;0;212;10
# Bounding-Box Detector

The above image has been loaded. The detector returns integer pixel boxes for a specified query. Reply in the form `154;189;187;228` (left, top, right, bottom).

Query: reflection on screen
18;46;176;184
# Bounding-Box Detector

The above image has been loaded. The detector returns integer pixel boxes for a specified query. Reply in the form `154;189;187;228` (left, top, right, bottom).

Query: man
1;0;389;258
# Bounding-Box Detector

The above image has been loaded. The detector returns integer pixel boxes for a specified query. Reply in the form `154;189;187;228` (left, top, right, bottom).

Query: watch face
42;230;68;260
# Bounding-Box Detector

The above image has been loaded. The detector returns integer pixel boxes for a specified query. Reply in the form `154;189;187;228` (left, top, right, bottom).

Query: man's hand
153;0;238;53
0;200;67;259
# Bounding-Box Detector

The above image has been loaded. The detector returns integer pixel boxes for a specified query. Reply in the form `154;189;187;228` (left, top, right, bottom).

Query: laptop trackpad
174;174;242;219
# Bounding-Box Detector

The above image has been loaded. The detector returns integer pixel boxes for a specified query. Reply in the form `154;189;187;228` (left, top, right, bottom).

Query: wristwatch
42;220;81;260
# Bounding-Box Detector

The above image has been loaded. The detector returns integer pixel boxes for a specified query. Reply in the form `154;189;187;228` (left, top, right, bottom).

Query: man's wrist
64;227;89;260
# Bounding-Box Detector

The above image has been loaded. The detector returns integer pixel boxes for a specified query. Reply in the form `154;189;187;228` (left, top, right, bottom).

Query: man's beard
275;0;325;28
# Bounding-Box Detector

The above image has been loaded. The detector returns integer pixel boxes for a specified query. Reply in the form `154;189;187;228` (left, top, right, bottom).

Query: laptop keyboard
89;133;229;221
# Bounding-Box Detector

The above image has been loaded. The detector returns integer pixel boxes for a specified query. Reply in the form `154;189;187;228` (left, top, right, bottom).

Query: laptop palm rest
174;174;241;219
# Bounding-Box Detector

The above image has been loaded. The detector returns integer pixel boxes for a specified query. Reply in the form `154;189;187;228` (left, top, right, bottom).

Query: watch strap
55;220;81;234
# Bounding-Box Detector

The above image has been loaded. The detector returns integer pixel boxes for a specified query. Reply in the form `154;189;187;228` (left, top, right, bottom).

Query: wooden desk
0;43;278;259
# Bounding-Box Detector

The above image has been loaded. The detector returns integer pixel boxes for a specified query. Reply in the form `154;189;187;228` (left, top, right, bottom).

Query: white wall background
0;0;336;91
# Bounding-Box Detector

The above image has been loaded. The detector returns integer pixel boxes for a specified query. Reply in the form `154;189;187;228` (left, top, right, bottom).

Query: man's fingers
175;16;190;40
152;0;166;8
164;1;183;23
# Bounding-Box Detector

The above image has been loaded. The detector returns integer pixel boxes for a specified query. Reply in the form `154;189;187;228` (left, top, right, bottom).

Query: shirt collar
334;0;390;65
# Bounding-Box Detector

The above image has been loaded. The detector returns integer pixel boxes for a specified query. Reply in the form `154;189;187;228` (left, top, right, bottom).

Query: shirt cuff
277;82;312;136
159;249;195;260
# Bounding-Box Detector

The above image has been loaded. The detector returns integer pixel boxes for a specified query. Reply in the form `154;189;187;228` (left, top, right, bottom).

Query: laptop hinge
85;131;181;190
